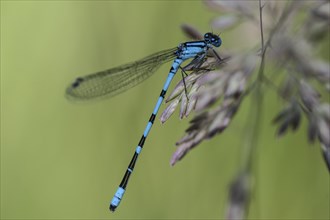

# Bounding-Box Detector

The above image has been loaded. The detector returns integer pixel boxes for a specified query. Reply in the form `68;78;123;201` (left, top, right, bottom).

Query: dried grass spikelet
167;53;257;165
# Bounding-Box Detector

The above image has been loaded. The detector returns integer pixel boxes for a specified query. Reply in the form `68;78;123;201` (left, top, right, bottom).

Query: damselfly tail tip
109;204;117;212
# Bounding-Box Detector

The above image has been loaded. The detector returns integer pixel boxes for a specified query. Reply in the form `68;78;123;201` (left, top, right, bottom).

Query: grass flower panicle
161;0;329;218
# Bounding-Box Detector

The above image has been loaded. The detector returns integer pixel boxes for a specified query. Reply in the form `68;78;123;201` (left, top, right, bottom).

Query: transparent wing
66;48;177;101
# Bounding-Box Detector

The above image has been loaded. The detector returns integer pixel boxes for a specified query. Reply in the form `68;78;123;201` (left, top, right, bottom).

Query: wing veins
66;48;177;100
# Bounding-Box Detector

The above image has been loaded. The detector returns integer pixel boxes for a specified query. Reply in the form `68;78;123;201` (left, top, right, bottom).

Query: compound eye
204;33;209;38
211;38;215;42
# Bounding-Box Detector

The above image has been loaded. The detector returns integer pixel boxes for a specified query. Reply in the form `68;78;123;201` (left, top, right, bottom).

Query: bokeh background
1;1;329;219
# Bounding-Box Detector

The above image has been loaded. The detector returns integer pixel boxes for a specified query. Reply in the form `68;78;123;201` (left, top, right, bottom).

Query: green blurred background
1;1;329;219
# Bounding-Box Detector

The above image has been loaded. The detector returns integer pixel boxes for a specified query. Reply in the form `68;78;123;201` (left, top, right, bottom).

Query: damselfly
66;33;222;212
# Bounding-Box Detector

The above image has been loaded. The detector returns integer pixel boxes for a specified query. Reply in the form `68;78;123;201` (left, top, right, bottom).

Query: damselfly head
204;32;222;47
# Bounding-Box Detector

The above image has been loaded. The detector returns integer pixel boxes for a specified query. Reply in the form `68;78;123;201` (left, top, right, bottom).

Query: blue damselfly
66;33;222;211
